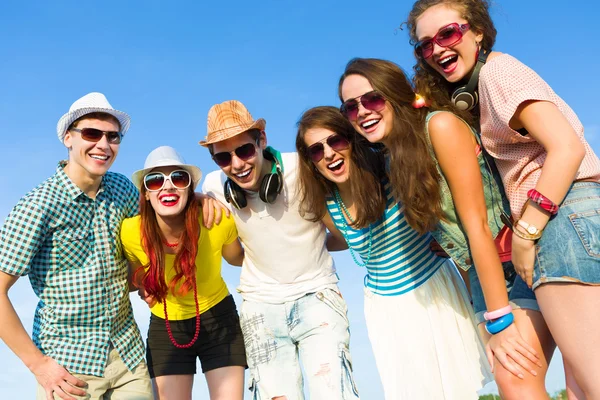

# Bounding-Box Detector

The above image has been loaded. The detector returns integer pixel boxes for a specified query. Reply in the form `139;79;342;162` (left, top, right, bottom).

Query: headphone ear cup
451;86;477;111
224;179;247;209
259;172;283;204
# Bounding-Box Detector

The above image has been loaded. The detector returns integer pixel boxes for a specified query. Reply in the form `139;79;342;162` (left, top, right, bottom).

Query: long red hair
135;184;200;303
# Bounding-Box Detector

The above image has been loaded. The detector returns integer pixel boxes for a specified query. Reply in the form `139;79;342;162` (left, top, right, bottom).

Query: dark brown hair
296;106;386;229
135;182;200;303
406;0;496;121
338;58;444;234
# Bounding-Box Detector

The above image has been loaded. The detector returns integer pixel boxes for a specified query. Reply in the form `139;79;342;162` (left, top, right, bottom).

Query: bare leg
479;308;555;400
564;356;585;400
153;375;194;400
205;366;245;400
536;283;600;399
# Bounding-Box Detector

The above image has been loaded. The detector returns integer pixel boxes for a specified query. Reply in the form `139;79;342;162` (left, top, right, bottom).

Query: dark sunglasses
144;170;191;192
340;91;386;121
212;142;257;168
70;127;122;144
414;23;470;59
306;134;350;163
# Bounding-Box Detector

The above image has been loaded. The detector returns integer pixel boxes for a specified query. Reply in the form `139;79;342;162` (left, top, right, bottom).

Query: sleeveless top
424;111;511;271
326;180;446;296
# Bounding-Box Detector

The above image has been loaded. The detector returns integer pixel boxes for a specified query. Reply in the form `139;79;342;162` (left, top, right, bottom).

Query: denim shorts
532;182;600;290
468;260;539;324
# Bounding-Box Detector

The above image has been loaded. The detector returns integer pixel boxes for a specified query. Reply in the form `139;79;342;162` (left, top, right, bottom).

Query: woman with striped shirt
295;106;491;399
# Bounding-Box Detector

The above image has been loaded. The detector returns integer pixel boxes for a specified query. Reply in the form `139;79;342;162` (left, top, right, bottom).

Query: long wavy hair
296;106;386;229
406;0;496;123
338;58;444;234
135;181;200;304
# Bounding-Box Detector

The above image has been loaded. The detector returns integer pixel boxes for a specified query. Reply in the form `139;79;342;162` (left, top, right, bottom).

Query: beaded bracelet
484;305;512;321
527;189;559;215
485;312;515;335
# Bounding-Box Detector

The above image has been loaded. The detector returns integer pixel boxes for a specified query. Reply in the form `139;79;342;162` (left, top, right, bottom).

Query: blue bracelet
485;312;514;335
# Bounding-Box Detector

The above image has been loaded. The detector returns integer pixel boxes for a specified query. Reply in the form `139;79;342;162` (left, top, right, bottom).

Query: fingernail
531;370;537;376
518;374;524;379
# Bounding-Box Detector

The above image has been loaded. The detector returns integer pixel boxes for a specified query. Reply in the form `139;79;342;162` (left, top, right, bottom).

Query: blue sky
1;0;598;398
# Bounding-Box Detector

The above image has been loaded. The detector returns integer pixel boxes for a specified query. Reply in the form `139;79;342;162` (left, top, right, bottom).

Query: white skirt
364;260;493;400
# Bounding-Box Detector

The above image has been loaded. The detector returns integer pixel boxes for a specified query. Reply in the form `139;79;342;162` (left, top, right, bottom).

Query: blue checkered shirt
0;162;145;376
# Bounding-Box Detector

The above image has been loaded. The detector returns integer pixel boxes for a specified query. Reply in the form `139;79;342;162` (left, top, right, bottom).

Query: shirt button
446;243;454;249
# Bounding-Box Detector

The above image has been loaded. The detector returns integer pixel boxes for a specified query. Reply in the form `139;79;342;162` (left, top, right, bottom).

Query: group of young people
1;0;599;399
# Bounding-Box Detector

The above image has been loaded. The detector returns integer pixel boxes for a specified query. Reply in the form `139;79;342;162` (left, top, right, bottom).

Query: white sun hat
132;146;203;190
56;92;131;143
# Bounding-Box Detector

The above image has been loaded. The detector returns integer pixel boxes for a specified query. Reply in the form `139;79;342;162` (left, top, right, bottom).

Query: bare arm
430;112;541;376
510;101;585;229
222;239;244;267
0;271;86;399
322;213;348;252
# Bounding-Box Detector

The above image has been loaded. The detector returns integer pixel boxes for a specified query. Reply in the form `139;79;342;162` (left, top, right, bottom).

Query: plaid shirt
0;162;145;376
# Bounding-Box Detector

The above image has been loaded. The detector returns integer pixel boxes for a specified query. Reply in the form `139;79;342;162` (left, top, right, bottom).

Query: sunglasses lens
213;152;232;167
415;41;433;59
144;173;165;191
170;171;191;189
307;143;325;162
341;100;359;120
361;92;386;112
235;143;257;160
437;25;462;46
328;135;350;151
106;132;122;144
80;128;104;142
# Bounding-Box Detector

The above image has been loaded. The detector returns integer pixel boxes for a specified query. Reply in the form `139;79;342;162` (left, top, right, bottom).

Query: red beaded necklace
161;240;200;349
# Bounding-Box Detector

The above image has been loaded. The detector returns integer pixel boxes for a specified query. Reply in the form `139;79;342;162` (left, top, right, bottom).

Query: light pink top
478;54;600;218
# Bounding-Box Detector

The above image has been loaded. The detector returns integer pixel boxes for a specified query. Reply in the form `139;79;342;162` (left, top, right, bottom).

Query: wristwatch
517;219;541;236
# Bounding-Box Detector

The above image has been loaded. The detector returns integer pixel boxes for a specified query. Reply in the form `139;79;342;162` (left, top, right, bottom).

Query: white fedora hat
56;92;131;143
132;146;202;190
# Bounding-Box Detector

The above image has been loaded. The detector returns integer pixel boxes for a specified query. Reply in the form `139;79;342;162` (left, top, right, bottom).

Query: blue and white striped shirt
326;181;446;296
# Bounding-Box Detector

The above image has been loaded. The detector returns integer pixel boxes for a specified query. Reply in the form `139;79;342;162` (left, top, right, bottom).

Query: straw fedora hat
56;92;131;143
199;100;266;147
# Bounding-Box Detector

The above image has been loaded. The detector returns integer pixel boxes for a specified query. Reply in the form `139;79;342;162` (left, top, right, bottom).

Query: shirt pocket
56;228;93;270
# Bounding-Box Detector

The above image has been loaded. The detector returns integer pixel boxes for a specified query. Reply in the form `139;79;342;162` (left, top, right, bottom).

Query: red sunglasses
414;23;470;59
306;134;350;162
212;142;257;168
340;91;386;121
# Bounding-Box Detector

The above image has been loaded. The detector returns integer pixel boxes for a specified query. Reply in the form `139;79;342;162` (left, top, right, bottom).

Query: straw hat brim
199;118;266;147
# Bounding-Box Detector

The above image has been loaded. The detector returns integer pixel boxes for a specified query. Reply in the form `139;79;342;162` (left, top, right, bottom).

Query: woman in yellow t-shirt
121;146;246;400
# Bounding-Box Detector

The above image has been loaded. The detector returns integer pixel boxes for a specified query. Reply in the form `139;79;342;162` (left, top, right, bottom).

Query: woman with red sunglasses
408;0;600;398
295;106;492;399
120;146;247;400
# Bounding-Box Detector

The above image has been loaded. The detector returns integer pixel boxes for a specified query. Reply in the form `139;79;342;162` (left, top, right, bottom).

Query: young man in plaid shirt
0;93;153;399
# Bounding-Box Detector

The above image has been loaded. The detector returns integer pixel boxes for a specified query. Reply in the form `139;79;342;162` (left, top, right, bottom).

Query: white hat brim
57;107;131;143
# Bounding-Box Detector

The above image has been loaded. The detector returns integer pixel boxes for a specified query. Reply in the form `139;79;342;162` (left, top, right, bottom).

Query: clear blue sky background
1;0;598;398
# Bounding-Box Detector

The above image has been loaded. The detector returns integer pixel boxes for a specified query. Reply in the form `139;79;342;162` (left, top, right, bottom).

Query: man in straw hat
0;92;153;399
201;100;359;399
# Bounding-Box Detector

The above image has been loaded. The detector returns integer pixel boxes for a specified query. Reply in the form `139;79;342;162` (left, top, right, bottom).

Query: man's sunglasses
340;91;386;121
144;170;191;192
414;23;470;59
306;134;350;163
212;142;257;168
70;127;122;144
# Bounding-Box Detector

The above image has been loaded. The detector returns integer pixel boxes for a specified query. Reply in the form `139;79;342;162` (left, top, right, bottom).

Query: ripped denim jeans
240;288;360;400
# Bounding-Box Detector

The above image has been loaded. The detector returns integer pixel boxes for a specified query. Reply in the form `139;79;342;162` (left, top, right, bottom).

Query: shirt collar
55;161;110;200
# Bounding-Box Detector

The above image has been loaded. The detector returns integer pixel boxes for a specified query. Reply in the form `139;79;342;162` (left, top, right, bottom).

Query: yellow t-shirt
120;214;238;320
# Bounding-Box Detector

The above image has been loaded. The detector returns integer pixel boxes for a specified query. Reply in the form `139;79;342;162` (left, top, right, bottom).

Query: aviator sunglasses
144;170;191;192
414;23;470;59
340;91;386;121
306;134;350;163
212;142;257;167
70;127;122;144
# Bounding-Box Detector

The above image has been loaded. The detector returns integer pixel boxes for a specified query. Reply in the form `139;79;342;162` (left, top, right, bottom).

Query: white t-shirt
202;152;338;303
